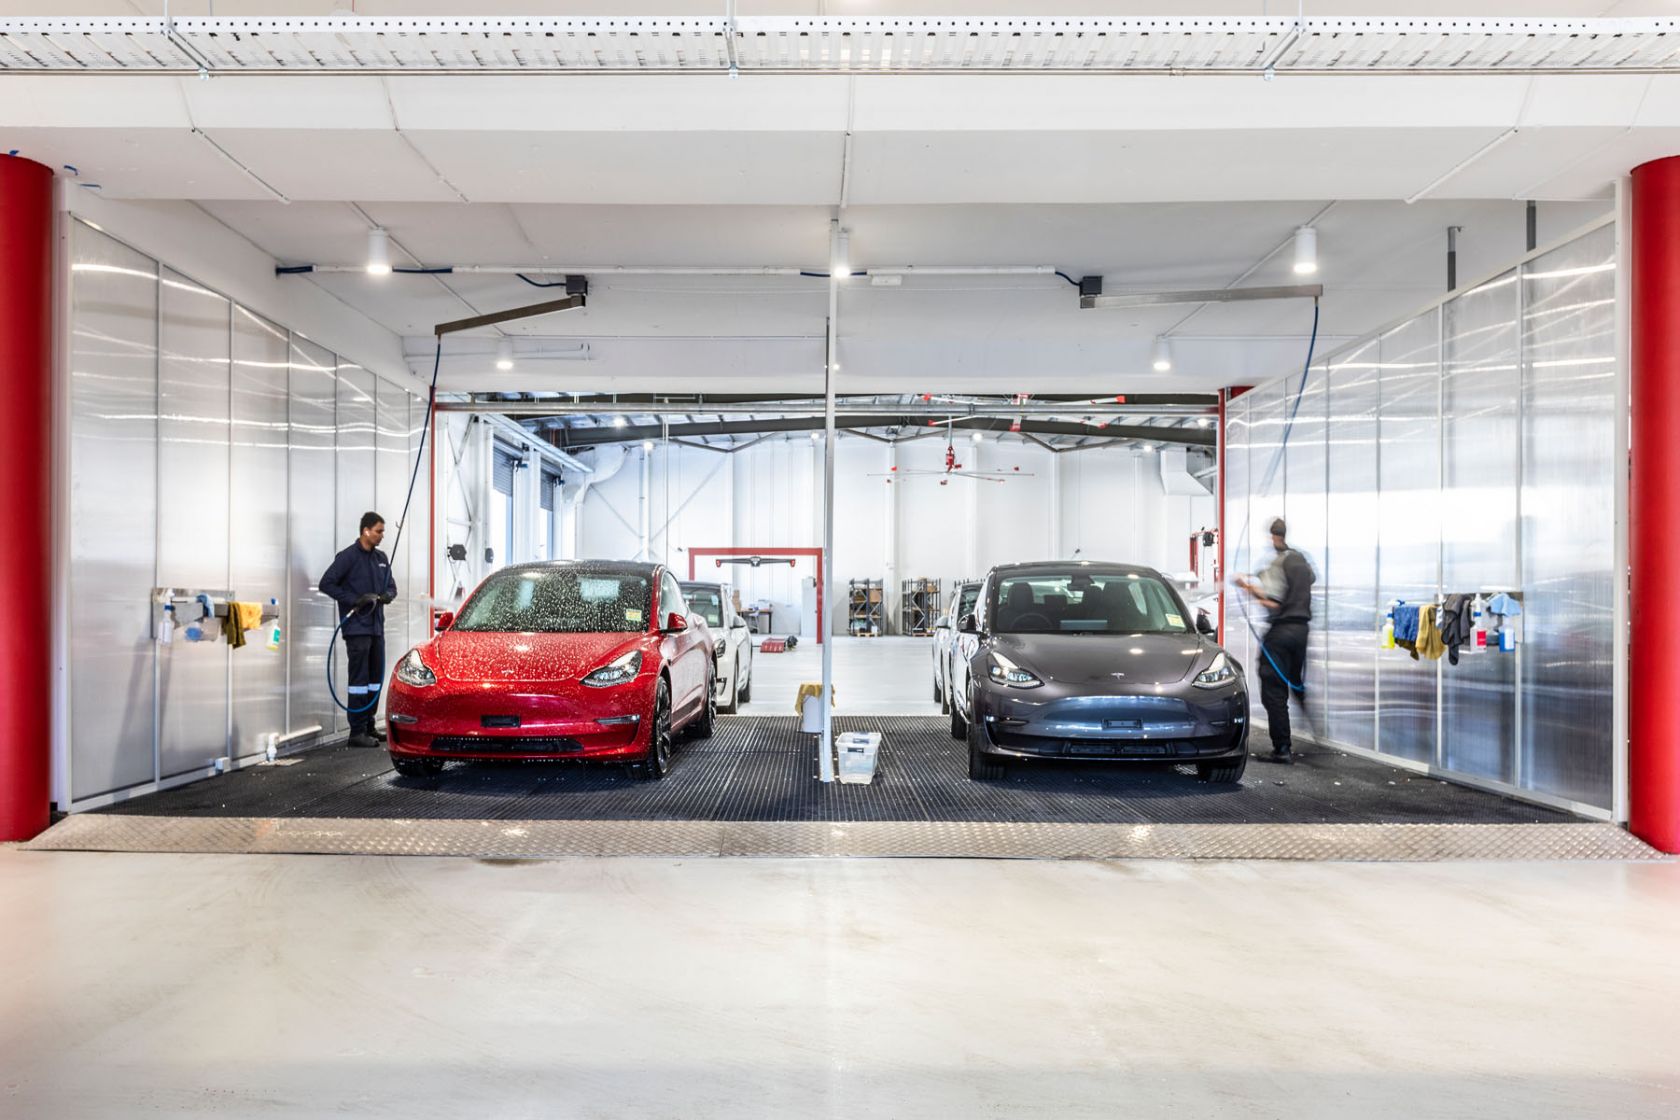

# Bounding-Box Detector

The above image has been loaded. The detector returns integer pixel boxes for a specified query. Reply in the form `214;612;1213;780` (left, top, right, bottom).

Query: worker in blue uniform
320;512;396;748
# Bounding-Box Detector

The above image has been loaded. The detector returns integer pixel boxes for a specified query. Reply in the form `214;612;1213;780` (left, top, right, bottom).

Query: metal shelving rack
848;579;883;636
900;578;942;636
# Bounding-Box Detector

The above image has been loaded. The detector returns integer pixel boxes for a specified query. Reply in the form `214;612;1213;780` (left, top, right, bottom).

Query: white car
932;581;981;714
680;581;755;713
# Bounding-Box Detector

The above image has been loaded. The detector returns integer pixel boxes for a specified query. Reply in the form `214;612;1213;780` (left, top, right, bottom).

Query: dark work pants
1257;621;1309;754
345;633;385;735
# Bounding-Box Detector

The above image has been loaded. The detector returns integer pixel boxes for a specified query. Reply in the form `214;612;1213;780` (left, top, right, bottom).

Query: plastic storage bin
836;732;881;784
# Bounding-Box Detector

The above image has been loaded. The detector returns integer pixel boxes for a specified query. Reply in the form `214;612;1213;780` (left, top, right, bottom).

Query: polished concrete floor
744;635;942;716
2;848;1676;1117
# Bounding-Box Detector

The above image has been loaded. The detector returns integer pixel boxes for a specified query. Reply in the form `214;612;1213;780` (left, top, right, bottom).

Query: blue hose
1231;299;1320;694
324;340;443;715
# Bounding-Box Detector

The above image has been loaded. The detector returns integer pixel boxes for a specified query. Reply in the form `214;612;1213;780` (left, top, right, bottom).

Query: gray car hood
991;632;1216;689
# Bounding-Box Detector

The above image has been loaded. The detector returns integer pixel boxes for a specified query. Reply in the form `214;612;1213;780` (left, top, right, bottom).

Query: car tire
631;679;674;780
1197;753;1248;784
390;754;444;779
949;694;968;741
721;657;740;714
686;668;717;740
967;713;1005;781
737;666;751;705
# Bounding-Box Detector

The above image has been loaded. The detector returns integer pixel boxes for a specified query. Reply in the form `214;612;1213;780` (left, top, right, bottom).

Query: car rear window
453;569;652;633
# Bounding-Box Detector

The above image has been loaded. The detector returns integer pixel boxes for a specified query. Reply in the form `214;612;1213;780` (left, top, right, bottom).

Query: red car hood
430;630;647;684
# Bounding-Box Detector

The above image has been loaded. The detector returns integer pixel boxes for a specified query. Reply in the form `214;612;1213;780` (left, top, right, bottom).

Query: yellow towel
233;601;265;632
1416;604;1446;662
795;681;835;715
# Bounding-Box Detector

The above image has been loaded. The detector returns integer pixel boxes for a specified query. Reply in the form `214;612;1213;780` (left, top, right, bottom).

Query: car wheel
686;667;717;740
631;679;674;780
737;664;751;704
966;710;1005;781
933;667;943;704
949;691;968;740
1197;753;1248;784
390;754;444;779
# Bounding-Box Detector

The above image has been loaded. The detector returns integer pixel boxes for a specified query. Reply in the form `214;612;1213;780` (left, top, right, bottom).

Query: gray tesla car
949;561;1249;783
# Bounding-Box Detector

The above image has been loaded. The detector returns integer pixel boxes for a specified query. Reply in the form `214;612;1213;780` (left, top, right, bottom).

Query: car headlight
713;636;727;659
583;649;643;688
1193;652;1237;689
395;649;435;688
988;651;1043;689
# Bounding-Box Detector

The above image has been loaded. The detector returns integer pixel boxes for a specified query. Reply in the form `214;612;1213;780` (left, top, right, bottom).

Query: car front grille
428;736;585;755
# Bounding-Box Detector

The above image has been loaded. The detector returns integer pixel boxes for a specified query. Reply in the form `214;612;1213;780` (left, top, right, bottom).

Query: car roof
986;561;1166;580
496;559;663;579
678;580;726;590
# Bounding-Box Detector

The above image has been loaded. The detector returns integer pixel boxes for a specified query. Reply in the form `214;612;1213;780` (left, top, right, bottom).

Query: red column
0;156;54;841
1631;157;1680;853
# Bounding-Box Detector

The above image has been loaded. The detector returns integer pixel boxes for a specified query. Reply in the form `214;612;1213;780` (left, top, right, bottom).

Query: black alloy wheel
632;679;674;780
949;687;968;740
390;754;445;779
736;659;751;704
688;667;717;740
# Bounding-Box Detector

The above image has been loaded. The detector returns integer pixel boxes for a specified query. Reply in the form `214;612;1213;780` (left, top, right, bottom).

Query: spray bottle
159;603;176;646
1380;601;1395;650
266;597;282;652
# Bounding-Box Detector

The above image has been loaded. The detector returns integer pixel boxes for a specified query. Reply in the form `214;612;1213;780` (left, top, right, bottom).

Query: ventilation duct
1159;446;1212;496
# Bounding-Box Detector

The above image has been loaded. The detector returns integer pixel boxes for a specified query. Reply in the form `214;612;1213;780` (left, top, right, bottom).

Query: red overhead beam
688;547;825;644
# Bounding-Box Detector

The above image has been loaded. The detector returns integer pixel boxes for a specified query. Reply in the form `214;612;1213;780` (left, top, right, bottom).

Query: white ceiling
6;16;1645;393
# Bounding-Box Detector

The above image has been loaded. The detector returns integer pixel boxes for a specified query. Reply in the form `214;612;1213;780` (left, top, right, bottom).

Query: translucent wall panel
375;379;409;660
1323;342;1379;751
289;338;339;736
1237;381;1288;686
1441;271;1520;780
229;306;290;760
336;362;377;543
1282;364;1329;716
68;225;158;801
1375;310;1441;765
1521;225;1617;808
156;268;231;780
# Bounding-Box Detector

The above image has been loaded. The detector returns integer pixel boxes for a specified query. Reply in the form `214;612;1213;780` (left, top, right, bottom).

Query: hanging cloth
1417;604;1447;661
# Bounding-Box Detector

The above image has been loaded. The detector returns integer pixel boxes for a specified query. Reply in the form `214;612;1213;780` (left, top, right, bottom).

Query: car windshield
684;587;724;628
453;569;652;634
993;572;1190;635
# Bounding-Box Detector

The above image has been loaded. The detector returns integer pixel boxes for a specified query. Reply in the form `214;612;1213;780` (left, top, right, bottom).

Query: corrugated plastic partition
1224;221;1619;816
65;221;427;808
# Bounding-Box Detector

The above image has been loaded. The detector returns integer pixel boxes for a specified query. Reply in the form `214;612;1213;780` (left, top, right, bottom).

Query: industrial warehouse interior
1;4;1679;1117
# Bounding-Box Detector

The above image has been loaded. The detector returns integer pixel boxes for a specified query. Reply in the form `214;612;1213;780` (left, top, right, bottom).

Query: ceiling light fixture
642;440;654;452
971;431;984;444
612;416;628;429
365;228;391;276
811;431;823;441
1152;336;1173;373
831;228;850;279
494;338;514;371
1292;225;1319;275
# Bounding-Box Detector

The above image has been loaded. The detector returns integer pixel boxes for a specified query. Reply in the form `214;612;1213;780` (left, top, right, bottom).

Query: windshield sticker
1165;613;1183;627
626;609;644;623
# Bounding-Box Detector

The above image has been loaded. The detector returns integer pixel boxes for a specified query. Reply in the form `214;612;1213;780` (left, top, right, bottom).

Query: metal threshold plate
21;816;1665;862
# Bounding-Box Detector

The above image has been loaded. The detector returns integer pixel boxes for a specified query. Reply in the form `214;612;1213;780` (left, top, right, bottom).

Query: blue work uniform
319;543;397;735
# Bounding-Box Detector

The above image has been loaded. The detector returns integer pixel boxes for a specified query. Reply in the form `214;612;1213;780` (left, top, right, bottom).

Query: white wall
566;433;1213;635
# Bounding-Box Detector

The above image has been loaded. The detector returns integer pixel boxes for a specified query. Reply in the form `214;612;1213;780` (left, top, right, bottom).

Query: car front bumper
385;672;653;761
972;684;1248;762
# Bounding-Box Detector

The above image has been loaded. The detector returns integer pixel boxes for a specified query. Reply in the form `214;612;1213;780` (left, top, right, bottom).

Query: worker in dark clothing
1234;517;1315;764
320;512;396;748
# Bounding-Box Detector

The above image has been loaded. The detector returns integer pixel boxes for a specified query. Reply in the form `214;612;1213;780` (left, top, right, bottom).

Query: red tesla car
385;560;717;779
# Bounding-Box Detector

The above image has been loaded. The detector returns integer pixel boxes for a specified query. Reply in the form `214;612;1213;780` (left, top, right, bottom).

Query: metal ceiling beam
453;392;1216;410
546;414;1214;450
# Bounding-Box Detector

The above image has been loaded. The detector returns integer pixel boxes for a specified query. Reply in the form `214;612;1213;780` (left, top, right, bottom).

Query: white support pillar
819;219;840;783
638;442;651;562
965;435;981;578
1050;449;1063;559
884;440;898;633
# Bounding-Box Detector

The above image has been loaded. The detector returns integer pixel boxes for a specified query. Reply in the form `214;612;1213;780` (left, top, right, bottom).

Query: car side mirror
934;619;950;630
958;613;979;634
665;612;689;633
434;611;454;632
1196;610;1216;636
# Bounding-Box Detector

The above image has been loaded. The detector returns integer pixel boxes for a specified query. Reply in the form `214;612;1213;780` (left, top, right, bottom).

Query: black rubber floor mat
97;716;1577;825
